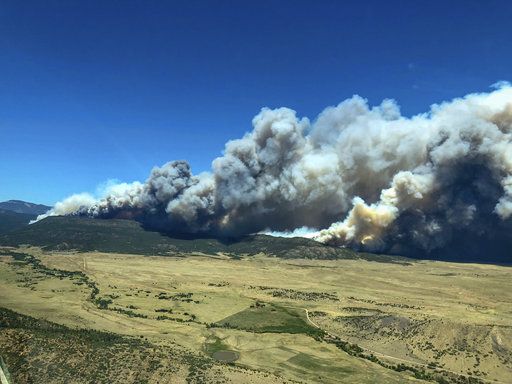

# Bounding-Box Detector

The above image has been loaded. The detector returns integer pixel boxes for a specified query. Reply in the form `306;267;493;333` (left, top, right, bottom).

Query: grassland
0;246;510;383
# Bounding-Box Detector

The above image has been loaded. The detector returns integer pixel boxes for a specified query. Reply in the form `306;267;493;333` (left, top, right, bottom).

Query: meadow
0;246;510;383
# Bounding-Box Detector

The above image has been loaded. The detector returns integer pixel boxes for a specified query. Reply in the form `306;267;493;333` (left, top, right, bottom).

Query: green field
0;245;510;383
216;303;323;337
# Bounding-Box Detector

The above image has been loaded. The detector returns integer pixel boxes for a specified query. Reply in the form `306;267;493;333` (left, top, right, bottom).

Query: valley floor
0;247;510;383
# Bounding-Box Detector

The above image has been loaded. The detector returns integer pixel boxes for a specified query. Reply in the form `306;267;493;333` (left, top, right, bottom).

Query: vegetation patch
156;291;199;303
249;285;339;301
212;302;324;338
204;335;230;355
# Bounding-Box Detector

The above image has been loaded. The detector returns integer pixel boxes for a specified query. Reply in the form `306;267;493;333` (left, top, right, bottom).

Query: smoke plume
38;84;512;261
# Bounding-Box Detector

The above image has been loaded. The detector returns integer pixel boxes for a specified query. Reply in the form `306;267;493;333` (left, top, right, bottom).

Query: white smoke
261;226;319;239
33;193;97;223
38;84;512;259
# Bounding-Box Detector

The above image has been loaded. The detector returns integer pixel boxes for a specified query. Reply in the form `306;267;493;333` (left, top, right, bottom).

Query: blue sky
1;0;511;205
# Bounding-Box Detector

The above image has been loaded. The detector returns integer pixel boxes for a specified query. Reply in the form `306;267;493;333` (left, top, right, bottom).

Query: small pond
212;350;239;362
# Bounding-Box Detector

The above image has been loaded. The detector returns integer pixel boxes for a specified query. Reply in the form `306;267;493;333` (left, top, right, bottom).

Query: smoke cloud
38;84;512;261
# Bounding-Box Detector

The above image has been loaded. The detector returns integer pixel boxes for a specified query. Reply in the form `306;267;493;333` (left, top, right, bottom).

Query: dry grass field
0;246;510;383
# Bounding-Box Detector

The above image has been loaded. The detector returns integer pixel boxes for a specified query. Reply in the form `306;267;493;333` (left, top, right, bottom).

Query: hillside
0;210;35;234
0;216;408;263
0;200;51;215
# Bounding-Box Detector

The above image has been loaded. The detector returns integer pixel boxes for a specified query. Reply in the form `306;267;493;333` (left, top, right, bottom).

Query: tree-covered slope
0;210;35;234
0;216;409;263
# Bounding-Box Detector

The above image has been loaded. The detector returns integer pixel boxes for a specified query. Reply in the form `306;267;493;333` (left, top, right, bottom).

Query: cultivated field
0;247;510;383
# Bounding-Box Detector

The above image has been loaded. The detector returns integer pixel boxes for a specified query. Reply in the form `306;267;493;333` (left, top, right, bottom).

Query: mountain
0;216;409;263
0;200;51;215
0;209;35;234
0;200;50;234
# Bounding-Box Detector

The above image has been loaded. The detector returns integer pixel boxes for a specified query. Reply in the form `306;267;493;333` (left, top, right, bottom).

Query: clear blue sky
1;0;511;205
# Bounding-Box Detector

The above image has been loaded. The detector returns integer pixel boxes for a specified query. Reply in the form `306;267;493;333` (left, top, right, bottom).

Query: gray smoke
37;84;512;261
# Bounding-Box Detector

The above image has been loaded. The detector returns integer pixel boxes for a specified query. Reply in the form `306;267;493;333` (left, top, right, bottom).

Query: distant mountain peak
0;200;51;215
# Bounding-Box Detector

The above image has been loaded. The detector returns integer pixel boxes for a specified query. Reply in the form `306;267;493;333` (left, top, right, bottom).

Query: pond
212;350;239;362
